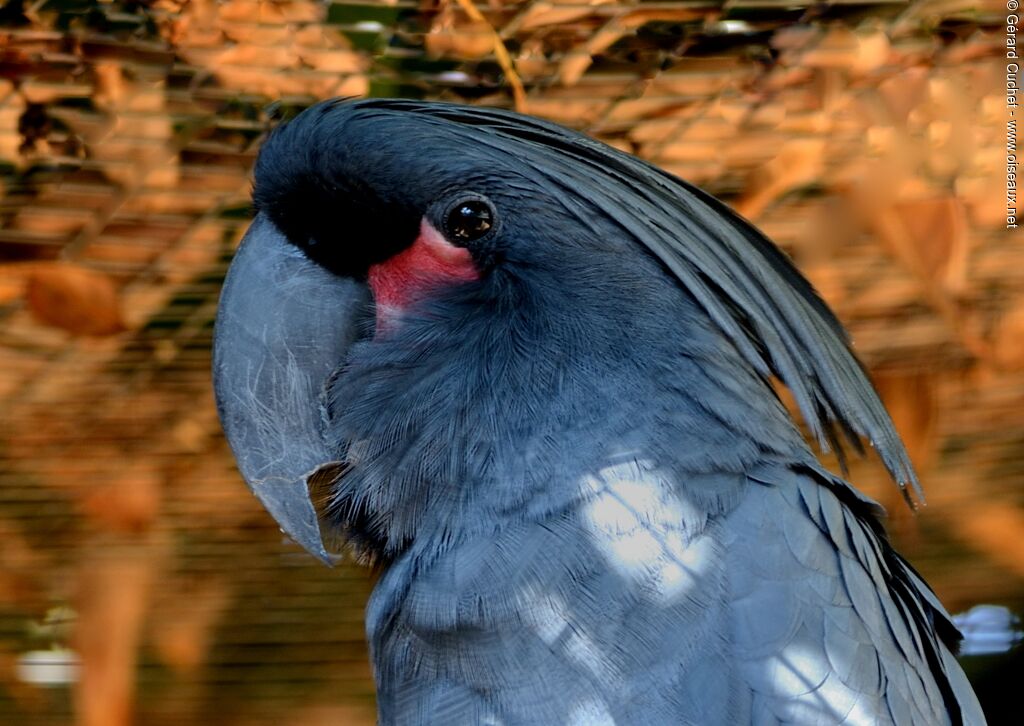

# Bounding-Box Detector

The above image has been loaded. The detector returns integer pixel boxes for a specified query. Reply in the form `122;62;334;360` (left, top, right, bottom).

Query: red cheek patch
368;219;478;329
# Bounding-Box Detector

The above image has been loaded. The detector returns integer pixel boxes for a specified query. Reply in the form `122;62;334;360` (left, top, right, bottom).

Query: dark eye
444;198;494;244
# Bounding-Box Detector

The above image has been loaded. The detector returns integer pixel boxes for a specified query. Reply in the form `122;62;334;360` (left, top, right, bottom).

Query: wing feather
728;466;982;724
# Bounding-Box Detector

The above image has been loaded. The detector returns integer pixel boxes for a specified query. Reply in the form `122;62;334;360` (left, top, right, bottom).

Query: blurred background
0;0;1019;724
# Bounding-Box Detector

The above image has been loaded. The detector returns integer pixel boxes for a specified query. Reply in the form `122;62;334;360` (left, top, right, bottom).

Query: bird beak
212;214;370;565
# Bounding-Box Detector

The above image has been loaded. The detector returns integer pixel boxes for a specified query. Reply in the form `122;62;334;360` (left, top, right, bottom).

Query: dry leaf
426;5;494;60
219;0;260;23
877;67;930;123
25;264;127;337
297;49;364;73
735;138;826;219
892;196;971;295
802;28;891;73
216;44;297;69
992;303;1024;371
558;53;595;87
956;171;1006;228
517;3;594;33
525;95;611;126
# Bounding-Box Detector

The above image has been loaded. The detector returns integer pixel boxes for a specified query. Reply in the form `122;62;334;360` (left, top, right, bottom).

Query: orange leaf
25;264;126;337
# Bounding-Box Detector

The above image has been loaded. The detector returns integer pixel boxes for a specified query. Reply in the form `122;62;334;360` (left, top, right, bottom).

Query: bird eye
444;197;494;244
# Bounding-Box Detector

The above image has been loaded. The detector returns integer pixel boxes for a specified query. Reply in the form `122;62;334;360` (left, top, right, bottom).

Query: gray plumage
213;99;985;725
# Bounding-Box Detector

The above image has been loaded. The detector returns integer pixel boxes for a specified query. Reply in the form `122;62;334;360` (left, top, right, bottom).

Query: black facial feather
251;100;420;277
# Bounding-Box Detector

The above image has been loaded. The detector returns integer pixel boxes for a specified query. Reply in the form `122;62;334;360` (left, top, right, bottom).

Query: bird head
213;99;916;565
